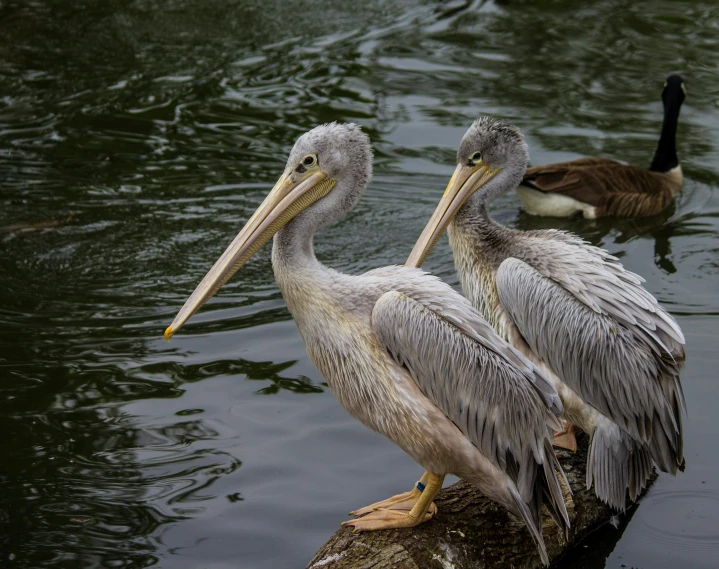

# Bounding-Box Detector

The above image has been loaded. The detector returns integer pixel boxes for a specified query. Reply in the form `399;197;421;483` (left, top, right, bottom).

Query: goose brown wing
522;158;675;215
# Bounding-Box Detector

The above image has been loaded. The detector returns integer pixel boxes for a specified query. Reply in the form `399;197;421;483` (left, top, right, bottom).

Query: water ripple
1;1;719;569
633;489;719;552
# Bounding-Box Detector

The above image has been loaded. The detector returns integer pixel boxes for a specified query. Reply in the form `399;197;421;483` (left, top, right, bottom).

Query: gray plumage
166;122;573;563
444;117;685;510
266;123;569;564
274;122;373;262
372;289;568;531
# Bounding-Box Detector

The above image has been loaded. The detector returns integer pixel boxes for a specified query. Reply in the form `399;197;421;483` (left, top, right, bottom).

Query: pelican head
165;122;372;340
406;117;528;267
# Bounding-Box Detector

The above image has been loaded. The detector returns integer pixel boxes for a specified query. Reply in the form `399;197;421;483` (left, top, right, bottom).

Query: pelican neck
272;214;326;276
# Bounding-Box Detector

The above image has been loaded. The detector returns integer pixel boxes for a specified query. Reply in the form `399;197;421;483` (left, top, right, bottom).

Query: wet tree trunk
306;434;655;569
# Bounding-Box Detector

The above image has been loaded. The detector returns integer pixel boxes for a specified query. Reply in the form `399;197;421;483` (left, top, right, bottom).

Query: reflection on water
1;1;719;568
635;488;719;551
554;503;640;569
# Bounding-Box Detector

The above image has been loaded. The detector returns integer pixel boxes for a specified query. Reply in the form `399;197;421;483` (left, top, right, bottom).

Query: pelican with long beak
166;123;569;565
407;117;686;510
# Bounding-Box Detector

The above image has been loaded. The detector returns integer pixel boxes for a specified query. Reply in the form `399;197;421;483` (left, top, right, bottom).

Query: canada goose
517;75;686;219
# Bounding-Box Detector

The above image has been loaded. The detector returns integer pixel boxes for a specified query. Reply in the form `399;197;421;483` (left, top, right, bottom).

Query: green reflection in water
1;0;718;568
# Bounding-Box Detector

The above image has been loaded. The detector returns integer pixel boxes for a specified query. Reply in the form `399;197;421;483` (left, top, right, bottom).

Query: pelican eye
295;154;317;174
468;151;482;166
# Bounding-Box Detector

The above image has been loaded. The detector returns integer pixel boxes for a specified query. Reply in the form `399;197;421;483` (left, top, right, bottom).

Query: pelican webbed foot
342;472;443;531
349;472;430;516
553;420;578;452
349;488;423;516
342;505;436;531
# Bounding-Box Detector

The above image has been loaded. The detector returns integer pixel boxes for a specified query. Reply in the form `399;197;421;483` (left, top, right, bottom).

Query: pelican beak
165;170;336;340
406;162;500;268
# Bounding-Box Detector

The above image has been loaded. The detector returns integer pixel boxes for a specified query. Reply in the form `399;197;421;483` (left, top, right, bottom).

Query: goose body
165;123;569;565
518;75;686;219
407;117;686;510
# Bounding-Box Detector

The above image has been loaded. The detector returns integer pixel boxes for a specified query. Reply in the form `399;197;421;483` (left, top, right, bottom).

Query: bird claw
342;505;436;531
349;489;423;517
553;420;578;452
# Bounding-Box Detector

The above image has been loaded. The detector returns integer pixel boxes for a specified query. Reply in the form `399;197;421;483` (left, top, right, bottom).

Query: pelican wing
509;232;684;357
371;288;562;501
495;236;684;467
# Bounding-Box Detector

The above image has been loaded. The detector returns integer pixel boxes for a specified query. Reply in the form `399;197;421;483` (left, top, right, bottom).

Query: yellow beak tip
164;326;174;342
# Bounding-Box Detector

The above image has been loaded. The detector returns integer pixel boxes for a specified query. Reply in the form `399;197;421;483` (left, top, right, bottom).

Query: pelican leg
349;472;430;516
342;472;444;531
553;420;578;452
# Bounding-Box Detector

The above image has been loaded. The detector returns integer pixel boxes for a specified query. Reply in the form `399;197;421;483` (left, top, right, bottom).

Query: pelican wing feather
495;234;684;471
371;288;564;503
509;231;684;359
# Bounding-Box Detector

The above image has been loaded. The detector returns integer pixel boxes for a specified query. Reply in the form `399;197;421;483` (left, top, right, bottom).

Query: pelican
407;117;685;510
517;75;686;219
165;123;569;564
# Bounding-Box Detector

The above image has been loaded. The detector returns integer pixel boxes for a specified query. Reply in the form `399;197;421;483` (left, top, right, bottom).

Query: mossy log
307;433;656;569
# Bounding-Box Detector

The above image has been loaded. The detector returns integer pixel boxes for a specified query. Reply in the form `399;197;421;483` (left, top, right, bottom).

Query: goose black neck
649;96;682;173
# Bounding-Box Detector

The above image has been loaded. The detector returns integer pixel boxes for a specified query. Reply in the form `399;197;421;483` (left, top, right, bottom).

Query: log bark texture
306;433;656;569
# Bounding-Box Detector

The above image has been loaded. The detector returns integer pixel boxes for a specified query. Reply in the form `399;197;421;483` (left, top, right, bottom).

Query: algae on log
306;434;656;569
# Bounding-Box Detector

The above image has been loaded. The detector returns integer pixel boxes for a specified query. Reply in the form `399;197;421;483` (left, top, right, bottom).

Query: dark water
1;1;718;568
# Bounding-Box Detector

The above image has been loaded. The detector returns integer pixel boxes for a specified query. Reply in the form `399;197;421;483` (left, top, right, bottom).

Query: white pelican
165;123;569;564
407;117;685;510
517;75;686;219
